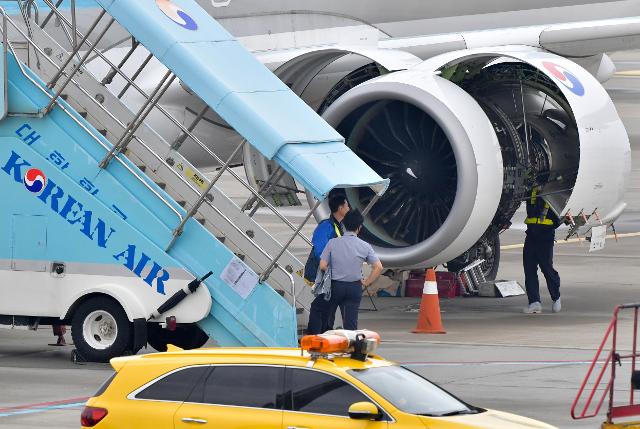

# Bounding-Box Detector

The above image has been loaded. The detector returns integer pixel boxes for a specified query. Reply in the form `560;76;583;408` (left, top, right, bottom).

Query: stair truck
0;0;388;361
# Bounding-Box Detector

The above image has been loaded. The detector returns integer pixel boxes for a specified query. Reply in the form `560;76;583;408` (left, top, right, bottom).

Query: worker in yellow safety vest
305;193;349;334
523;187;562;314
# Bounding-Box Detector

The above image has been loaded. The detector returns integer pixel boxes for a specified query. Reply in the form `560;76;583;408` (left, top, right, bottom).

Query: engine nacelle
417;47;629;226
319;70;503;267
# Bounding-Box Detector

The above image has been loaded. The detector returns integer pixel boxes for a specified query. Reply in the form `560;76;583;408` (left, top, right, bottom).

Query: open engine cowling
259;46;629;271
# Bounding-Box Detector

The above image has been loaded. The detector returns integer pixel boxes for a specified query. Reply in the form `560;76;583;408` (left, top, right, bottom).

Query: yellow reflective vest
525;188;555;226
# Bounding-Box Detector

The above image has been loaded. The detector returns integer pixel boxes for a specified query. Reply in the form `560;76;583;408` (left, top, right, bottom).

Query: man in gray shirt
319;209;383;330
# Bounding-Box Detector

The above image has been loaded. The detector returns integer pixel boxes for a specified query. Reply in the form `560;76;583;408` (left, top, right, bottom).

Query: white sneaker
524;302;542;314
552;298;562;313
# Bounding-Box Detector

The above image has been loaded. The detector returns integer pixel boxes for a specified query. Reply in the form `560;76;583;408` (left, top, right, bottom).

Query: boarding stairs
13;2;315;332
3;0;387;347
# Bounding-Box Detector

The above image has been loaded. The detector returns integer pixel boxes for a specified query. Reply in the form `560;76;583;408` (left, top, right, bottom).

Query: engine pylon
412;268;446;334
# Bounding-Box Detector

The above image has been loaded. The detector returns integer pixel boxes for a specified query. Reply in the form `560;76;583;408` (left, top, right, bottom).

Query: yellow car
81;330;557;429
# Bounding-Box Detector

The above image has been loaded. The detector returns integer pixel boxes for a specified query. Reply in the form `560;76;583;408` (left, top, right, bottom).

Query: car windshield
348;365;480;417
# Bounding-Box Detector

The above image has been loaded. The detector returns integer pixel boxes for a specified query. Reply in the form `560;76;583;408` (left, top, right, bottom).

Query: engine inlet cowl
318;70;503;268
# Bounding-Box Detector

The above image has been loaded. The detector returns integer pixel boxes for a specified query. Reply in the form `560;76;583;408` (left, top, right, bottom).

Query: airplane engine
253;48;630;275
319;69;504;268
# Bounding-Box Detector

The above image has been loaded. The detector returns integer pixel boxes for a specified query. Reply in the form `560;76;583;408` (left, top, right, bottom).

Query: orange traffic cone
412;268;446;334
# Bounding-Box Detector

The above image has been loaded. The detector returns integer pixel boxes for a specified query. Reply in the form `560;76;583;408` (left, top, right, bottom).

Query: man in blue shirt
305;194;350;334
319;210;383;330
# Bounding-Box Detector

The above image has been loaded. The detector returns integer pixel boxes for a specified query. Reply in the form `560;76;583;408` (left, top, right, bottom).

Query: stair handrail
0;10;185;225
4;18;300;311
572;303;640;424
570;316;615;419
14;29;306;308
7;15;300;341
8;6;306;308
166;140;247;252
12;22;302;305
38;0;313;248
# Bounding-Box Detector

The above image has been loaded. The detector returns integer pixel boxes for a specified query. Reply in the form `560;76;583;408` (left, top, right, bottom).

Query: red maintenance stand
572;303;640;428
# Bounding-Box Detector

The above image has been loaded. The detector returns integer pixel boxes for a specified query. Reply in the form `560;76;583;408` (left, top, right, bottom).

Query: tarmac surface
2;53;640;429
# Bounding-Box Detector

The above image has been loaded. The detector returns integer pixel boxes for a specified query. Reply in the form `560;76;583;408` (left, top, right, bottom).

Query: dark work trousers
327;304;346;329
523;235;561;304
329;280;362;330
306;294;331;334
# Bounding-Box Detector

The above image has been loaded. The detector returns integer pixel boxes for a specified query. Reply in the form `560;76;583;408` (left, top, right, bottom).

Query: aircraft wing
252;17;640;67
538;17;640;56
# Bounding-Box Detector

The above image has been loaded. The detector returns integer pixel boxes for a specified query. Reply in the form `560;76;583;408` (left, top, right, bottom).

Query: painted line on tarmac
0;402;86;417
401;360;603;367
0;397;88;417
501;232;640;250
615;70;640;77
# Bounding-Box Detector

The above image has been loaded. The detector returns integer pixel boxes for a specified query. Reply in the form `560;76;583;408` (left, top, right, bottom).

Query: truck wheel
71;297;132;363
147;324;209;352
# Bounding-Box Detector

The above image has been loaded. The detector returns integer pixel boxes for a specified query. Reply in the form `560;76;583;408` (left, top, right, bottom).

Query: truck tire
147;323;209;352
71;296;132;363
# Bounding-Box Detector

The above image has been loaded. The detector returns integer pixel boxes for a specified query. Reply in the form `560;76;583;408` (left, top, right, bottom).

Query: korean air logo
156;0;198;31
542;61;585;96
24;168;46;194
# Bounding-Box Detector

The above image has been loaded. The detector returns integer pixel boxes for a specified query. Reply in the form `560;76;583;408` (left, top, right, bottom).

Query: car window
286;368;369;417
192;366;284;409
349;366;477;417
136;366;210;402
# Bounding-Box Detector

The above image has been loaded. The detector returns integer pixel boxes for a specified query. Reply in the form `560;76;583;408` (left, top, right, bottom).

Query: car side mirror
348;401;383;421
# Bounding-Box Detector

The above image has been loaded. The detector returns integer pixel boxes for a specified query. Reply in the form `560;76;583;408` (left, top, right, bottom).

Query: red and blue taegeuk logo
156;0;198;31
23;168;46;193
542;61;585;96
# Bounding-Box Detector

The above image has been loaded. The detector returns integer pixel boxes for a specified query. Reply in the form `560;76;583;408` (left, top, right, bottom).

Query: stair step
137;165;147;173
98;129;108;137
234;253;245;261
197;217;206;226
79;111;88;119
177;200;187;208
276;290;285;297
60;94;68;101
156;182;166;190
215;235;225;243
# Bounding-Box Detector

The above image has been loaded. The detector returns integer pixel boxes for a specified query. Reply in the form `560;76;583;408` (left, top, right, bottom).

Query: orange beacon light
300;330;381;360
300;334;350;354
